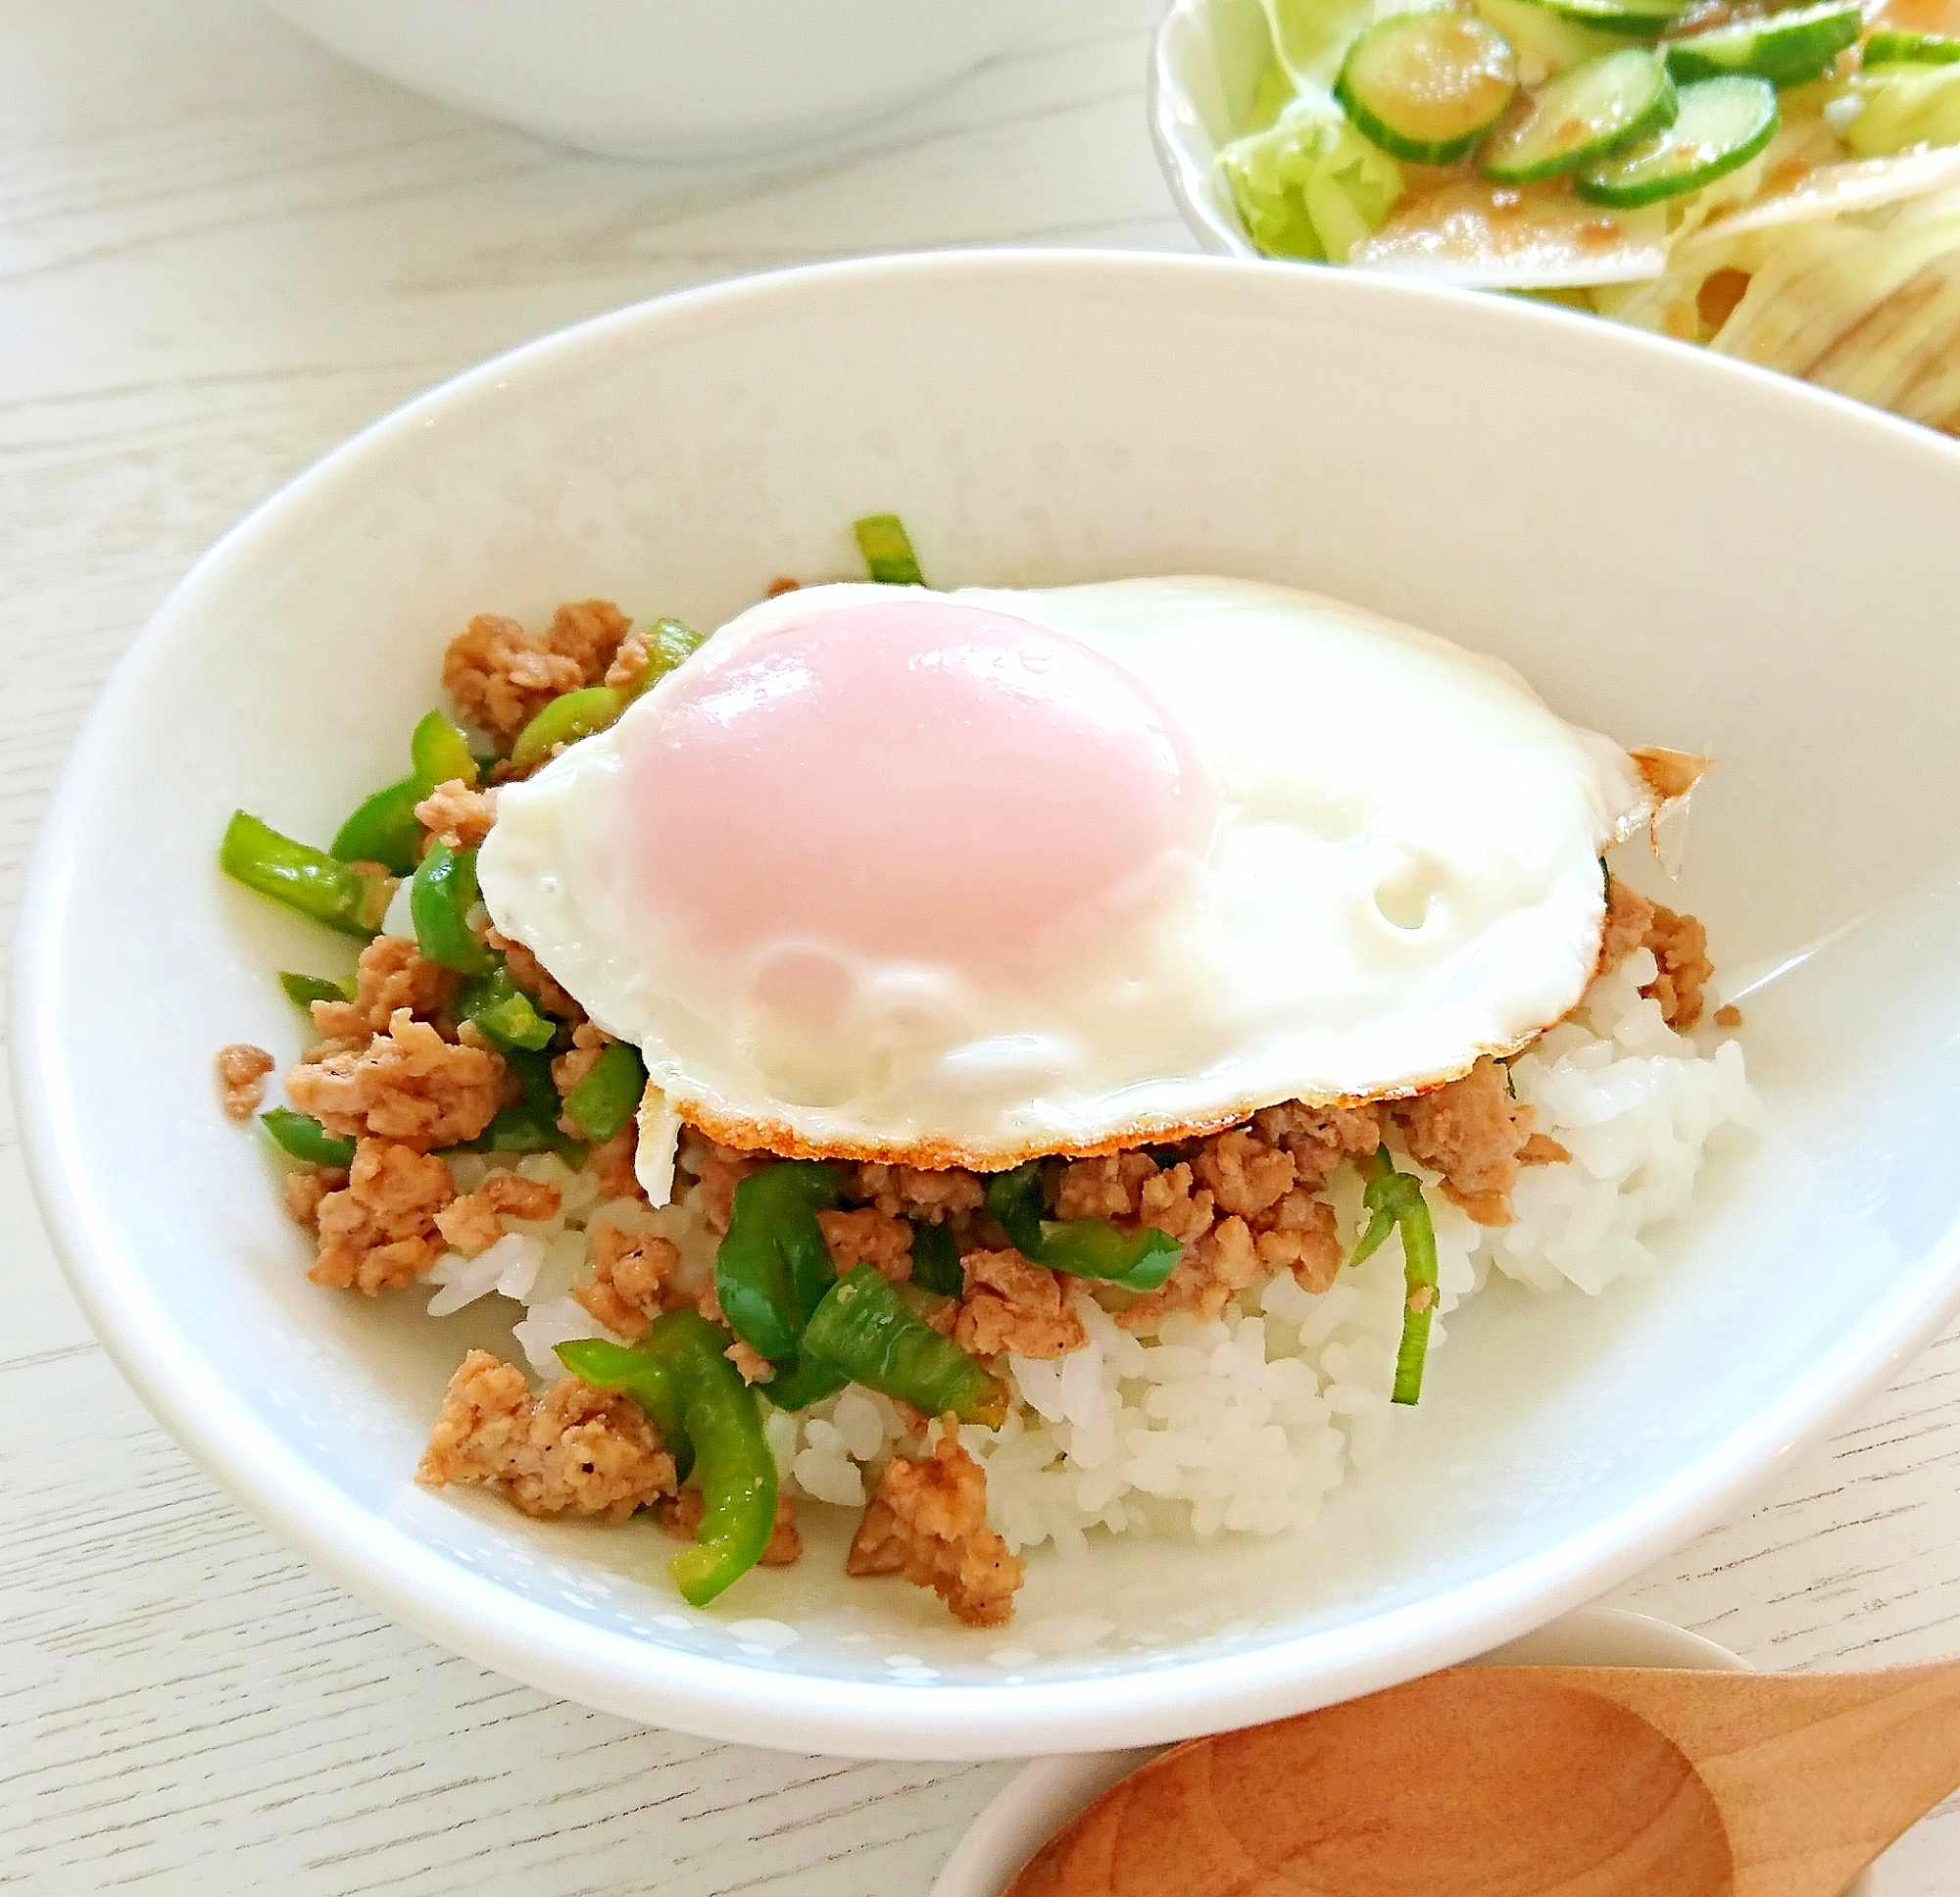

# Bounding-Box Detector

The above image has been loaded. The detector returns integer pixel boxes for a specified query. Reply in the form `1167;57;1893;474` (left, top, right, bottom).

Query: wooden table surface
3;2;1957;1889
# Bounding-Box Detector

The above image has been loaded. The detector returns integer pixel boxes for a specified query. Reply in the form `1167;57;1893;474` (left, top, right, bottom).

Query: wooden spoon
1004;1660;1960;1897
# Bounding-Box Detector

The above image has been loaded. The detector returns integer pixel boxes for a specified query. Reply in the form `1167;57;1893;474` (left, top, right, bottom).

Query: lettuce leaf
1217;100;1404;262
1259;0;1378;102
1834;61;1960;157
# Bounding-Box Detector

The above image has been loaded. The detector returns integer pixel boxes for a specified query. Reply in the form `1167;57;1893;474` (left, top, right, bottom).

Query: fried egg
477;577;1667;1177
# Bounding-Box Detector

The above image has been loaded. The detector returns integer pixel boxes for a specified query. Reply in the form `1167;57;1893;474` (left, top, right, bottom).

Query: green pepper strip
510;685;625;774
563;1042;647;1143
221;811;395;939
803;1265;1006;1427
471;1046;575;1156
457;963;556;1051
637;617;705;687
1350;1145;1440;1407
907;1220;964;1297
714;1162;842;1364
261;1107;356;1168
506;619;703;773
279;970;350;1008
854;512;927;586
330;777;425;876
411;708;478;788
761;1354;851;1413
984;1161;1182;1293
410;843;494;975
555;1338;695;1484
331;710;480;875
646;1310;778;1607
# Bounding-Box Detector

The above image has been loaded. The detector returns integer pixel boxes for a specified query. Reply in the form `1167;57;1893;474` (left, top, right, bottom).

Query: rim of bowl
1147;0;1257;259
15;249;1960;1759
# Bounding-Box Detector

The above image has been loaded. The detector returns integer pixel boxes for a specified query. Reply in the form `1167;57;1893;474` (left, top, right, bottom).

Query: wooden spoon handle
1532;1659;1960;1896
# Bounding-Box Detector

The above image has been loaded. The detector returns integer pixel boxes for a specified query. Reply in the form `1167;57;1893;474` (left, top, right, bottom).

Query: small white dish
1149;0;1272;258
932;1607;1884;1896
262;0;1045;162
16;251;1960;1759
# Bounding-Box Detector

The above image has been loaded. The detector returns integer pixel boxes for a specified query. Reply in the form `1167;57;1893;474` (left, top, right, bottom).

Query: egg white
478;578;1657;1168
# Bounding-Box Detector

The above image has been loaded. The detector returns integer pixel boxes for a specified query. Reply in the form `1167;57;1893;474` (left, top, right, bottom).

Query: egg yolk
622;597;1212;995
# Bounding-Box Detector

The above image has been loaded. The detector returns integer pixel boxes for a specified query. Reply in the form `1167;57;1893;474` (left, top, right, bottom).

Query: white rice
434;949;1758;1557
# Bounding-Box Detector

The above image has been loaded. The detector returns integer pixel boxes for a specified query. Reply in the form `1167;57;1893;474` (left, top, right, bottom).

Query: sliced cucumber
1665;1;1861;86
1863;27;1960;65
1336;12;1520;163
1475;0;1642;76
1576;73;1779;204
1515;0;1688;39
1480;46;1678;180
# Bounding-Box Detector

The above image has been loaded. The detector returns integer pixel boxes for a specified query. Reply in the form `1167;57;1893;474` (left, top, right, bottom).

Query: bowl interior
21;253;1960;1758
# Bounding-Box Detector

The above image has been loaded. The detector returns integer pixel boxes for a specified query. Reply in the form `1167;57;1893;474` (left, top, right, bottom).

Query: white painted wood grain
1;0;1955;1888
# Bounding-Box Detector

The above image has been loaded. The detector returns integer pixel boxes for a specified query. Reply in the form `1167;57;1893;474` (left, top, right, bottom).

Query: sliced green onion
261;1107;356;1169
563;1042;647;1143
221;811;395;939
410;843;493;975
1351;1146;1441;1405
854;513;927;586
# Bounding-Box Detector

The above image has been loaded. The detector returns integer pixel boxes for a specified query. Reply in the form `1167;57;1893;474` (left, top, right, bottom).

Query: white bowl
931;1608;1884;1896
1150;0;1276;257
17;251;1960;1761
262;0;1045;162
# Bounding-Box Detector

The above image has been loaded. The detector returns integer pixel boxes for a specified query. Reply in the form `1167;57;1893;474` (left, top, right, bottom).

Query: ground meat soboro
550;1020;612;1101
847;1430;1023;1627
286;1009;505;1150
441;600;629;748
418;1349;675;1522
435;1173;563;1258
309;936;458;1044
216;1044;274;1119
817;1207;913;1283
955;1248;1086;1360
848;1162;986;1224
1596;877;1714;1029
413;779;498;851
572;1225;682;1340
1392;1056;1536;1225
312;1140;455;1293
